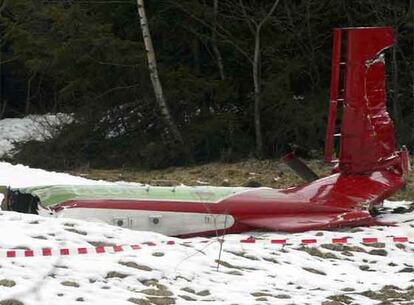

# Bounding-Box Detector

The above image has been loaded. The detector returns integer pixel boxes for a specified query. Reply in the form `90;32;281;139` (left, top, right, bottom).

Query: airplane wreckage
1;27;411;237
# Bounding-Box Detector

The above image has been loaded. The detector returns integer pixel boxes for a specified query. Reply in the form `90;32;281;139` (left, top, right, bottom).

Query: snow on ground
0;114;71;158
0;115;413;305
0;163;413;305
0;162;110;189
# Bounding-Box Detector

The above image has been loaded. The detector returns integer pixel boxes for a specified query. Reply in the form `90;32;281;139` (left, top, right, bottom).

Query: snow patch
0;114;71;158
0;162;109;189
0;204;412;305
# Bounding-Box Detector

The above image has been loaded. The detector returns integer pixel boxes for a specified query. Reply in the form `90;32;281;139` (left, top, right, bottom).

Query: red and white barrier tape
238;236;411;245
0;236;411;259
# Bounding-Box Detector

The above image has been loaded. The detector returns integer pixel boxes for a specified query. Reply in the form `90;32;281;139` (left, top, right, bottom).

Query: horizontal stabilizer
282;152;319;182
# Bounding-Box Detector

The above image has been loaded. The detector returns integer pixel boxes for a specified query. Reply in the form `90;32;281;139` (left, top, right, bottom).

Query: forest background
0;0;412;170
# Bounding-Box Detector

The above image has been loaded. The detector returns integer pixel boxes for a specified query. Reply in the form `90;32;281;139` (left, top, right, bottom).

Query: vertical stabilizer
325;27;403;174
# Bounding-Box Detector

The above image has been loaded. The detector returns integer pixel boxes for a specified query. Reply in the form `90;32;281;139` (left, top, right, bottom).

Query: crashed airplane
2;27;410;237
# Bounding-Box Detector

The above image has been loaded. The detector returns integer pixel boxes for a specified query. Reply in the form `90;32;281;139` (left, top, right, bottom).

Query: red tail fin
325;27;406;174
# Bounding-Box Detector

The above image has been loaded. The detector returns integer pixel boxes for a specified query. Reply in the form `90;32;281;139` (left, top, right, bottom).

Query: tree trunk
0;99;7;119
212;0;225;80
136;0;183;144
253;29;263;158
192;37;200;74
25;73;36;115
248;0;280;158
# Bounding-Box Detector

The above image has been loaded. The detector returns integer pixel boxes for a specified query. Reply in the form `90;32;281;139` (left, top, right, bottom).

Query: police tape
0;236;411;258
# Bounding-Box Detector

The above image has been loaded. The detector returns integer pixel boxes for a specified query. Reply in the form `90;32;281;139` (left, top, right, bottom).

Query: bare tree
172;0;280;157
136;0;184;144
230;0;280;157
212;0;225;80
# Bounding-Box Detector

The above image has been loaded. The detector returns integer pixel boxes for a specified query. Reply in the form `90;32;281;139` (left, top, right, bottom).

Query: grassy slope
71;158;414;202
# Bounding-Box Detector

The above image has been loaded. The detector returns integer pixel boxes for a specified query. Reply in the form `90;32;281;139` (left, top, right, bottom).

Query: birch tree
136;0;184;145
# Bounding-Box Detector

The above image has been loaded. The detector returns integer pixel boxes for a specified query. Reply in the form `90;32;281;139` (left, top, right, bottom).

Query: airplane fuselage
35;170;403;237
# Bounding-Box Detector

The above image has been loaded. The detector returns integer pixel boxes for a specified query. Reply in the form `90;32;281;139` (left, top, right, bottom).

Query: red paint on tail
325;27;406;175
